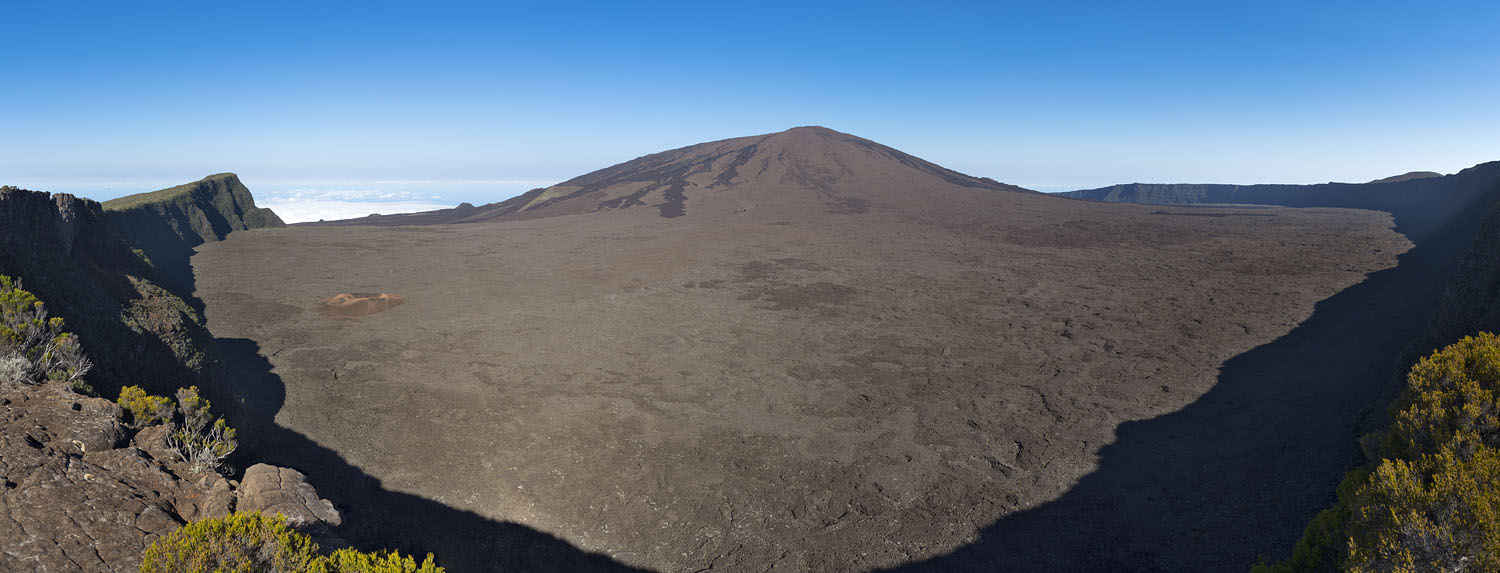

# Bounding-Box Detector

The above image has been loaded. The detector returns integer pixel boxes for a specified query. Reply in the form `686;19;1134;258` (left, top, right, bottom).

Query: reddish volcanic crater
316;293;406;317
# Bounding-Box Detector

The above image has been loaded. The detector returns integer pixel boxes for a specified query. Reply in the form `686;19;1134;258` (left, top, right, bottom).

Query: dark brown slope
303;126;1031;227
1368;171;1442;184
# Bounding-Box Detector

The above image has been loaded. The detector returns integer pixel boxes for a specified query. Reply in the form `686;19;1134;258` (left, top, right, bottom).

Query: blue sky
3;1;1498;222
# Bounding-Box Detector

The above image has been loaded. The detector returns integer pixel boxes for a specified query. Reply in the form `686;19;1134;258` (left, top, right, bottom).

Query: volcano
192;128;1424;571
306;126;1030;227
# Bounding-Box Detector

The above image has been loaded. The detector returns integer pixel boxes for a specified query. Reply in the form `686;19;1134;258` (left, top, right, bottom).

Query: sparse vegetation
116;384;238;474
140;512;444;573
0;275;92;392
1258;333;1500;572
118;385;175;426
140;511;321;573
319;548;446;573
170;416;238;474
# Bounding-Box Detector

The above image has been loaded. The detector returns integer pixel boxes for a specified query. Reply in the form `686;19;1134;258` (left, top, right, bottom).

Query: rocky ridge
0;181;337;571
0;186;205;398
102;173;283;296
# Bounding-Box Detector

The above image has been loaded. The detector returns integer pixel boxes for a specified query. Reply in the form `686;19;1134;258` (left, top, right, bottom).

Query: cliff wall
102;173;283;296
0;181;334;572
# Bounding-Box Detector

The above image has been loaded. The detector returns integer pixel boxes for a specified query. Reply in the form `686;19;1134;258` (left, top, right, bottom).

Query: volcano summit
305;126;1027;226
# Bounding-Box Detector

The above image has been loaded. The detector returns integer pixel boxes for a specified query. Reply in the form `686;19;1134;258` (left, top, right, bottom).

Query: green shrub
175;386;212;433
140;511;320;573
1344;333;1500;572
319;548;444;573
170;384;237;474
1263;333;1500;571
1384;333;1500;459
140;512;445;573
0;274;93;390
117;385;175;427
117;384;238;474
1346;444;1500;571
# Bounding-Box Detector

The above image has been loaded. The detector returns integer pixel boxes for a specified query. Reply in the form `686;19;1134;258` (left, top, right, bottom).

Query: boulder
236;463;342;529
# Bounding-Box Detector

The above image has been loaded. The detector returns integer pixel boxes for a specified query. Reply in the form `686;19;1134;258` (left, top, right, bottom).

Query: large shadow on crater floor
883;192;1500;570
211;337;645;572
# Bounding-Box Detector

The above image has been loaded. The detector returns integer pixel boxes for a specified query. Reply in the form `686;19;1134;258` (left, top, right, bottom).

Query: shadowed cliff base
882;186;1500;570
214;336;645;572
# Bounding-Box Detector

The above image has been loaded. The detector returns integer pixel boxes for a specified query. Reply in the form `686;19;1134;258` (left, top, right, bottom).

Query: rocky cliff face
0;187;208;399
0;381;339;572
102;173;283;296
1417;186;1500;353
0;182;334;571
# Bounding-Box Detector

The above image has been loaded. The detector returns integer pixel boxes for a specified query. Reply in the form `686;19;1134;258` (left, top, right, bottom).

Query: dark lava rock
0;381;340;572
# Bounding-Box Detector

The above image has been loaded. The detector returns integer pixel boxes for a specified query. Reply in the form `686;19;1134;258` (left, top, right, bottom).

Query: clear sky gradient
4;1;1498;221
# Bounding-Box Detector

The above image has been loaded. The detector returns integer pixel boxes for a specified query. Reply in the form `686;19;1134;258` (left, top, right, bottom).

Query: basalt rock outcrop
0;380;339;572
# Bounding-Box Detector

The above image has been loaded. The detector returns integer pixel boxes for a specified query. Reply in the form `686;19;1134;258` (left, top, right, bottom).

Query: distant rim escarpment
1063;161;1500;242
301;126;1033;227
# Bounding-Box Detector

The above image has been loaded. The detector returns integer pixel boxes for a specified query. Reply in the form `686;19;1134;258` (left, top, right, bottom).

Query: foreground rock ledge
0;381;340;572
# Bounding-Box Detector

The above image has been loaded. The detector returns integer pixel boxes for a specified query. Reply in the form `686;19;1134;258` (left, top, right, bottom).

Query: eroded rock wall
0;187;207;399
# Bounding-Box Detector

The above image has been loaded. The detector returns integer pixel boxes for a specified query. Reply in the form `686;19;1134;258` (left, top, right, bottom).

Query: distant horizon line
8;168;1476;203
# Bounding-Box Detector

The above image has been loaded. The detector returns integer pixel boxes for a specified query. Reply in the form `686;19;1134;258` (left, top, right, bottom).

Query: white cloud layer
260;199;454;224
267;188;435;202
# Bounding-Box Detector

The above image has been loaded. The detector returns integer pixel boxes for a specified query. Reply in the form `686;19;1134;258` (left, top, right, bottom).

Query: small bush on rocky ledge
140;511;319;572
140;512;444;573
170;417;238;474
0;274;93;392
117;384;238;474
118;385;175;427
